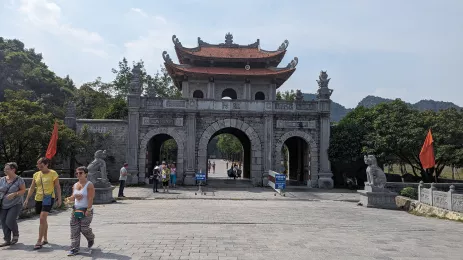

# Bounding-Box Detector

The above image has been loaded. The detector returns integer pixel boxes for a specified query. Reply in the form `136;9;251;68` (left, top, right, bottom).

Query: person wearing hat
160;161;170;193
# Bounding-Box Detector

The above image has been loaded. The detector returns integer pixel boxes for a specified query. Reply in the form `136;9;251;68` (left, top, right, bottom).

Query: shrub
400;187;418;200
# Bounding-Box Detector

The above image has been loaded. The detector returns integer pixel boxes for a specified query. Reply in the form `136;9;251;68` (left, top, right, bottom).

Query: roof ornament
198;37;205;45
316;70;333;99
162;51;173;64
278;40;289;51
225;32;233;45
172;35;182;47
286;57;299;69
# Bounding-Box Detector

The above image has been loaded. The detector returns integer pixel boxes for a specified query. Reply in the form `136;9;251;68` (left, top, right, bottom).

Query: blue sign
196;173;206;181
275;174;286;189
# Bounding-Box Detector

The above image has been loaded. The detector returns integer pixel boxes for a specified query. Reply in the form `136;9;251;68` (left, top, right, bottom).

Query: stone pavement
116;186;360;202
1;199;463;260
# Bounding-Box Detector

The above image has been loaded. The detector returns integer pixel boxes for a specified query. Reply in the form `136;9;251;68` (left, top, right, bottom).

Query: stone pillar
64;102;77;175
183;112;197;185
269;83;276;101
126;65;142;184
263;115;274;186
126;96;140;184
182;81;189;98
318;106;333;189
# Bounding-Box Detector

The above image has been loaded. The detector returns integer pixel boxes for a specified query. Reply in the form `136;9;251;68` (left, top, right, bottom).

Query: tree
217;134;242;161
146;66;181;98
160;139;178;163
0;90;83;170
276;90;296;101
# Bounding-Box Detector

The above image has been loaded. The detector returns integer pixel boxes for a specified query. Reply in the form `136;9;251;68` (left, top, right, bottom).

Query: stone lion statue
364;155;387;188
87;150;108;185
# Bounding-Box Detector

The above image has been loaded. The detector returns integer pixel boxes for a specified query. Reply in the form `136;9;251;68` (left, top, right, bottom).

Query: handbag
0;177;19;208
73;208;87;219
40;173;54;206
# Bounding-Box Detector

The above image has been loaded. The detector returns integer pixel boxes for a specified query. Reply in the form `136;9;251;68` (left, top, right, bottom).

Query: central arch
198;119;262;185
274;130;319;187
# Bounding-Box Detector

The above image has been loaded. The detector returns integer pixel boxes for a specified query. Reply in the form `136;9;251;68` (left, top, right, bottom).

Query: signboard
268;170;286;193
274;174;286;189
196;173;206;181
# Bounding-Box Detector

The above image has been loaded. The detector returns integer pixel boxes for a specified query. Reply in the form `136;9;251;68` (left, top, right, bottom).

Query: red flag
45;121;59;159
419;129;435;169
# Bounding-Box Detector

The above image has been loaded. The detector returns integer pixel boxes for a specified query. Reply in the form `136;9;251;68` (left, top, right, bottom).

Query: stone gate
122;34;335;188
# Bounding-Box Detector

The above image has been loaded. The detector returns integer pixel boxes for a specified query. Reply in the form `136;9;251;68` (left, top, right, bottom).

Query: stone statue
364;155;387;188
316;70;333;99
128;65;142;95
87;150;108;185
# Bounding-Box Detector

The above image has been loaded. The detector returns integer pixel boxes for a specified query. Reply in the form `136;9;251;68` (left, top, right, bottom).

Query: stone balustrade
418;182;463;213
141;97;323;113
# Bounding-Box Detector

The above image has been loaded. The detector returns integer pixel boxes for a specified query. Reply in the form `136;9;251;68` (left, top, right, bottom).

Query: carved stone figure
129;65;142;94
364;155;387;188
316;71;333;99
87;150;108;185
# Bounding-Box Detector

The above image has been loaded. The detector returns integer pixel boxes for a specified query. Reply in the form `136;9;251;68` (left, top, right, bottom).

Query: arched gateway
123;33;335;188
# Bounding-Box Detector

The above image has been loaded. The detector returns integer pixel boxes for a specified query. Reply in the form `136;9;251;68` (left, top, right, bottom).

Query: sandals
0;241;11;247
33;243;43;250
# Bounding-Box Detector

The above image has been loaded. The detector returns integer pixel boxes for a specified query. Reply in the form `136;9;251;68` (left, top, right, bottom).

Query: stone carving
275;102;293;110
146;99;163;108
276;120;316;129
141;117;184;127
296;103;314;110
222;102;229;109
316;71;333;99
162;51;173;64
364;155;387;188
278;40;289;51
166;100;186;108
295;90;303;101
225;32;233;45
129;65;142;95
286;57;299;69
87;150;109;186
172;35;182;46
65;102;76;118
233;102;241;109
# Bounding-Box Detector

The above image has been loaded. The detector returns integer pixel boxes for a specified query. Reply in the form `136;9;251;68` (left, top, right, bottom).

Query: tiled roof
179;46;285;59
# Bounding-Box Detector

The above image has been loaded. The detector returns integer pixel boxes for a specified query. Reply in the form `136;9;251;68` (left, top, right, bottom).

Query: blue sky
1;0;462;108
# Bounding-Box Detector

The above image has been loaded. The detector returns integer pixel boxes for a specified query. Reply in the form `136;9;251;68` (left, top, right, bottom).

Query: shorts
162;180;169;187
35;199;55;214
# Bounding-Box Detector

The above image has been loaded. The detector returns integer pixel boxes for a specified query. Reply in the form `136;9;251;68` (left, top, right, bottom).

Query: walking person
212;162;216;174
23;157;62;250
66;166;95;256
160;162;170;193
152;166;160;193
118;163;128;198
170;163;177;188
0;162;26;247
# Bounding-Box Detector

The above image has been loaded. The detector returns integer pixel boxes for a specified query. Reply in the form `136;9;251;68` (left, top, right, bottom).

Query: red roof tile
179;46;284;59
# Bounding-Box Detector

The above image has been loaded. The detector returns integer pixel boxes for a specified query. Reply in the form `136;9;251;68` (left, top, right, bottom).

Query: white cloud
81;48;109;58
130;8;148;18
18;0;106;52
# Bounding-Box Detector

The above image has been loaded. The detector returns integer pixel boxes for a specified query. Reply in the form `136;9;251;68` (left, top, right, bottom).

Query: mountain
302;94;461;122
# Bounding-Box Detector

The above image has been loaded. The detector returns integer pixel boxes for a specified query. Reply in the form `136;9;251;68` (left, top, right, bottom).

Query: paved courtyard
1;198;462;260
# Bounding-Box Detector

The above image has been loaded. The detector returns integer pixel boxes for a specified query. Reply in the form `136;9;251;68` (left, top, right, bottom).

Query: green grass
384;164;463;180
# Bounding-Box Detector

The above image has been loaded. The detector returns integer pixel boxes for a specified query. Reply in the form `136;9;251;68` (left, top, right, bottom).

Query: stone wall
418;182;463;213
251;83;270;100
76;119;128;182
189;82;208;98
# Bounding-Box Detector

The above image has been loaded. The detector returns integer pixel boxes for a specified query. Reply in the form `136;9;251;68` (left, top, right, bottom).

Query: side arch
274;130;318;186
138;127;185;182
197;119;263;186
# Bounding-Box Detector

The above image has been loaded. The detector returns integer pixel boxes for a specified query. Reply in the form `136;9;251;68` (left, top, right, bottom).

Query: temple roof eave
171;34;290;62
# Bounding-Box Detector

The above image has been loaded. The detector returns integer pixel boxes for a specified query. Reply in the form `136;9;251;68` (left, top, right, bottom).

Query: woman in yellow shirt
23;157;62;250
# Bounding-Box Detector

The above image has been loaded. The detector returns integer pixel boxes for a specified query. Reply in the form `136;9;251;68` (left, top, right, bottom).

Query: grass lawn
384;164;463;180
